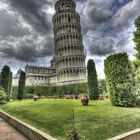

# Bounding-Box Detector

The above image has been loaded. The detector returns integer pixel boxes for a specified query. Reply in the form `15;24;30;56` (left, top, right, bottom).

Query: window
68;16;71;22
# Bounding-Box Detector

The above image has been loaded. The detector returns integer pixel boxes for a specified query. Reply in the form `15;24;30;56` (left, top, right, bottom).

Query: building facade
12;69;22;86
53;0;87;85
25;65;56;86
14;0;87;86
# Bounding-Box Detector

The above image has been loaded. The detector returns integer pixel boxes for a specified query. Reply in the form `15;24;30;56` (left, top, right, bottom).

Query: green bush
104;52;136;107
0;86;7;104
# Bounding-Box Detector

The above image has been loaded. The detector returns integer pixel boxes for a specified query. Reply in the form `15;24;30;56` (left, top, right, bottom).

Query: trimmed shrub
104;52;136;107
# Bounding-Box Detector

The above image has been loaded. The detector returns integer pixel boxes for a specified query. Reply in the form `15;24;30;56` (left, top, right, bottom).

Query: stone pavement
0;118;28;140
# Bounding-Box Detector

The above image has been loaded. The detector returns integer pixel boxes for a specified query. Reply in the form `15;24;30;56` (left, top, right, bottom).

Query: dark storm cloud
0;35;54;63
0;0;140;77
85;1;112;25
7;0;52;34
0;11;29;37
89;38;115;56
80;0;140;57
0;0;55;63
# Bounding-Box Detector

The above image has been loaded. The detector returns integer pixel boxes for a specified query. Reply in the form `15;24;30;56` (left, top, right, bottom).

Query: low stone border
0;110;57;140
108;129;140;140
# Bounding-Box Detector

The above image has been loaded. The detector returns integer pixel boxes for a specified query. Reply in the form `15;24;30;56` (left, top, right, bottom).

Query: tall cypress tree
0;65;11;101
18;71;26;100
9;72;13;100
133;16;140;96
87;59;99;100
134;16;140;62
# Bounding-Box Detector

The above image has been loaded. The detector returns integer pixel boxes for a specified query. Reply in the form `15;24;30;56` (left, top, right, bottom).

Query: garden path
0;118;28;140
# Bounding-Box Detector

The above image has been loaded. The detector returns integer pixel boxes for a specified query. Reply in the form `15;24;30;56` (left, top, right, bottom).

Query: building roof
25;64;56;70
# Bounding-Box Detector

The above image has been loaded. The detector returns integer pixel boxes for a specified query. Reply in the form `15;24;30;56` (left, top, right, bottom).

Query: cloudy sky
0;0;140;78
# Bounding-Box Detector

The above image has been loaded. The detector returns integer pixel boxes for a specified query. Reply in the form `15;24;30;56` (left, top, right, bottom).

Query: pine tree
17;71;26;100
0;65;11;101
87;59;99;100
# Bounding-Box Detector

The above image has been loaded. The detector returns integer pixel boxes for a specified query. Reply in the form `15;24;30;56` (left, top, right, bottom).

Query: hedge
104;52;136;107
12;83;87;99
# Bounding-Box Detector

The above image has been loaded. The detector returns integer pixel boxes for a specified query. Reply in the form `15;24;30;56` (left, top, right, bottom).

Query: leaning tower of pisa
53;0;87;85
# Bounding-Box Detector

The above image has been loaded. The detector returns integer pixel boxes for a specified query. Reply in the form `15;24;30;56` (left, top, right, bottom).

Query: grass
1;99;140;140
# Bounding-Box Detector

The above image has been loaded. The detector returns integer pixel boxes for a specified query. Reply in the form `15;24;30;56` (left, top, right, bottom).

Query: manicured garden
1;99;140;140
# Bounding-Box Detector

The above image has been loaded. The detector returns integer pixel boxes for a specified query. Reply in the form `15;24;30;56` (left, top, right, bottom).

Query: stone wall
108;129;140;140
0;110;57;140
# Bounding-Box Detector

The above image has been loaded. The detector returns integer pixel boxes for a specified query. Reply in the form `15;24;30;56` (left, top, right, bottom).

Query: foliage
17;71;26;100
0;65;11;101
134;16;140;61
24;94;33;99
133;16;140;96
34;85;43;96
104;53;136;107
67;126;85;140
0;86;7;104
130;61;140;96
87;59;99;100
12;83;87;99
136;97;140;106
98;79;107;95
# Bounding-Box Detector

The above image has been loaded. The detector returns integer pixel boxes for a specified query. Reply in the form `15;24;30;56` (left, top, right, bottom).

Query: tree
87;59;99;100
134;16;140;62
17;71;26;100
0;65;11;101
9;72;13;100
104;53;136;107
133;16;140;96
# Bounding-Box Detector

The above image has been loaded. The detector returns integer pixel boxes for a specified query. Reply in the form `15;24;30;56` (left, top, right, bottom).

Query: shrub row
12;83;88;100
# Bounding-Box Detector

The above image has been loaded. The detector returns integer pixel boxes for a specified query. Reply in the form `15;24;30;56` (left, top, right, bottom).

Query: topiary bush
0;86;7;104
104;52;136;107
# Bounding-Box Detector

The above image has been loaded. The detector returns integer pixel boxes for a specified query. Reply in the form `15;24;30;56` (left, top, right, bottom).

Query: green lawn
0;99;140;140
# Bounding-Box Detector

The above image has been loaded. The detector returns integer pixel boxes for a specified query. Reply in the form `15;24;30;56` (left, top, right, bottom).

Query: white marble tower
53;0;86;84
